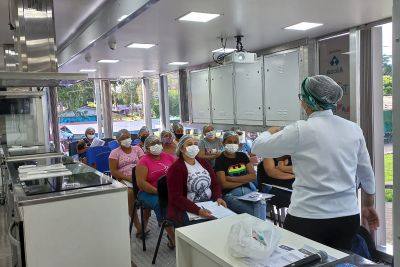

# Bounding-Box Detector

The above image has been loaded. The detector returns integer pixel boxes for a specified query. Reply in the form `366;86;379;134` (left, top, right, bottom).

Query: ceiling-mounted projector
224;51;257;64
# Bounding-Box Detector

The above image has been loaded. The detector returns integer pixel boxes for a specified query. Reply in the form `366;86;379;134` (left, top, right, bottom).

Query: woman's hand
267;127;281;134
198;208;214;219
216;198;227;208
362;206;380;231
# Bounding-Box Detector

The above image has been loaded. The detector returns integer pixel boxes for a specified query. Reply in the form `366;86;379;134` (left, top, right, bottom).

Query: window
57;80;97;153
167;72;180;123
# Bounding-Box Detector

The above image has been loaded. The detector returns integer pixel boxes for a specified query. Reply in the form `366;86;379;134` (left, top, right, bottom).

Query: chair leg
140;207;146;251
270;206;277;226
129;202;137;236
152;221;166;264
277;208;282;227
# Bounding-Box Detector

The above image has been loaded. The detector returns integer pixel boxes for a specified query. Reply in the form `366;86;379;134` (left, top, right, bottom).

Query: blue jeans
137;191;162;223
223;186;266;220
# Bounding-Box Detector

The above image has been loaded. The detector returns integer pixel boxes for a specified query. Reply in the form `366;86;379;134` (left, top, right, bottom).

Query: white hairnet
303;75;343;110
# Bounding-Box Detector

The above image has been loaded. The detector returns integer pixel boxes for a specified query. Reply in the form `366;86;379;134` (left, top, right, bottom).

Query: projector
224;51;257;64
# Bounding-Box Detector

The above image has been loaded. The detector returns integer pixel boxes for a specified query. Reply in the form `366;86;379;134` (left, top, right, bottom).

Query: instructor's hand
267;127;281;134
362;206;380;231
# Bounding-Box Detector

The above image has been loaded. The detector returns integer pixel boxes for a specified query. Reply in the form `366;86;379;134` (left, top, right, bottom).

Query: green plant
385;189;393;202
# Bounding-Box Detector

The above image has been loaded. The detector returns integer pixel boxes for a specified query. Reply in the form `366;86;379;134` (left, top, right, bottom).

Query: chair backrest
108;140;120;150
157;176;168;210
256;161;267;191
131;166;140;197
86;146;111;166
95;151;111;173
102;138;115;146
68;140;79;157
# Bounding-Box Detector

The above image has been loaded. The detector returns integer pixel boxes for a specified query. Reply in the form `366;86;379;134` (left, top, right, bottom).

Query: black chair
152;176;175;265
68;140;79;157
129;166;147;251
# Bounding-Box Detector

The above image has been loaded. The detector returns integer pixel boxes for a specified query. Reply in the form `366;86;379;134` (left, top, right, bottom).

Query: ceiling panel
0;0;13;45
59;0;392;78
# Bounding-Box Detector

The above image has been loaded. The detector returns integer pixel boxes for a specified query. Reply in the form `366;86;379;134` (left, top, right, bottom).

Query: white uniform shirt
252;110;375;219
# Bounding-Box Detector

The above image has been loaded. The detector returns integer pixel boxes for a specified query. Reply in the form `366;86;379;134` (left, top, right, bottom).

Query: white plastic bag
228;217;281;264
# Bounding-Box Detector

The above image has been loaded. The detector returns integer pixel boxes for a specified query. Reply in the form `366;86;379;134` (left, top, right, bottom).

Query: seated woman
76;127;96;161
259;156;295;208
167;135;226;226
198;124;224;168
160;130;176;156
215;131;266;220
108;129;145;236
136;135;176;247
134;126;151;150
171;122;184;145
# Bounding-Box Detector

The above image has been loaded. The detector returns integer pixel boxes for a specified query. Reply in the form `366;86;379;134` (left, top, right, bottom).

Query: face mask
185;145;200;159
205;131;216;139
238;135;245;144
224;144;239;154
175;133;183;140
140;135;148;143
149;144;163;155
87;134;95;140
162;136;173;145
120;138;132;148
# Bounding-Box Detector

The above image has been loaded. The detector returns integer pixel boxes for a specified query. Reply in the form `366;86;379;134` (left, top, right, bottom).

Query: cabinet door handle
8;221;20;247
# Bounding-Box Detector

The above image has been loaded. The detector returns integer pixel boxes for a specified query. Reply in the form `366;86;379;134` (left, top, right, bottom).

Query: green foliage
384;153;393;183
168;88;180;117
385;189;393;202
382;55;392;75
383;75;392;96
58;80;95;116
111;80;142;106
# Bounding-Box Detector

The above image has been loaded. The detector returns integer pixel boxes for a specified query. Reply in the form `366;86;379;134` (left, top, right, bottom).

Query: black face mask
175;133;183;140
140;136;148;143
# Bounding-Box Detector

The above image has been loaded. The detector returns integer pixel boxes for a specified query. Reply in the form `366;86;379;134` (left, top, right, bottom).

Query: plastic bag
228;217;281;264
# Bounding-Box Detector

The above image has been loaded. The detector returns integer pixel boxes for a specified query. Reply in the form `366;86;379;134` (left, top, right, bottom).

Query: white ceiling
58;0;392;78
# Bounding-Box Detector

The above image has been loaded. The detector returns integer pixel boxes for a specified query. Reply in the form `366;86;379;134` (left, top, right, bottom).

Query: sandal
135;229;150;239
167;240;175;250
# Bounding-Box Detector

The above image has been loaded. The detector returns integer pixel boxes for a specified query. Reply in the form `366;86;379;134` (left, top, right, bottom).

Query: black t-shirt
257;156;294;190
214;152;250;194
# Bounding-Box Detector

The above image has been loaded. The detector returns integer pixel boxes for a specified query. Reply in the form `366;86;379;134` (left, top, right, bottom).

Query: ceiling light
140;70;156;73
120;76;134;79
126;43;156;49
178;12;220;23
118;15;128;21
97;59;120;63
212;48;236;53
284;22;323;31
80;69;96;72
168;62;189;66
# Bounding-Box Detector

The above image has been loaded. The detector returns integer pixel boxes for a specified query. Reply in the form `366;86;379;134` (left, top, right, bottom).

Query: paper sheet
187;201;236;221
237;192;274;202
90;138;106;147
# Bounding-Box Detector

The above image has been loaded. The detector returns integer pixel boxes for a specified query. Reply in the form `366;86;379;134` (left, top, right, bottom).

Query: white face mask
206;131;216;139
224;144;239;154
185;145;200;159
87;134;95;140
120;138;132;148
149;144;163;155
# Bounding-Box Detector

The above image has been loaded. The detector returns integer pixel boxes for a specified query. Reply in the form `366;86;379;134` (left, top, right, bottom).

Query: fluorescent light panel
120;76;134;79
127;43;156;49
285;22;323;31
97;59;119;63
140;70;156;73
168;62;188;66
80;69;96;72
178;12;220;23
212;48;236;53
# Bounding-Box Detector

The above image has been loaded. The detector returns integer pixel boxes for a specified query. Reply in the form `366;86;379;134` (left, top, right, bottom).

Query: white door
190;69;211;123
264;49;301;124
210;64;234;124
235;60;263;125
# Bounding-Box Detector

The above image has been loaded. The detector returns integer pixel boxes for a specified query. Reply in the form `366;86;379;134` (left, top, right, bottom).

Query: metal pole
101;80;113;138
392;0;400;263
142;78;153;131
94;79;103;139
349;28;361;124
158;75;170;130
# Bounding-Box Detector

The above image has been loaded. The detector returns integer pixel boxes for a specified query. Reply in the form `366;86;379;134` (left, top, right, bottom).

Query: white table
175;213;348;267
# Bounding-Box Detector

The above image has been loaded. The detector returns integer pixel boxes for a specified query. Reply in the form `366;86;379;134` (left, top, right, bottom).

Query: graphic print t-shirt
214;152;250;194
185;160;212;202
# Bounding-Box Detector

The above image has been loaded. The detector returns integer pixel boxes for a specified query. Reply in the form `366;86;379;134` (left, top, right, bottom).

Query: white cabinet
235;60;263;125
190;69;211;123
210;64;234;124
264;49;301;125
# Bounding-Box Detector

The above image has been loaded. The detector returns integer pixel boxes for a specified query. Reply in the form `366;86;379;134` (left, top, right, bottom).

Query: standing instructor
252;75;379;250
